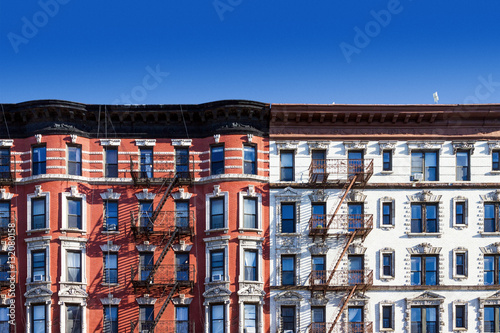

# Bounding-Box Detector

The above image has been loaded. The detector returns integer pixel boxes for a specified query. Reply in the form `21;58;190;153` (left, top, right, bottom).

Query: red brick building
0;100;270;332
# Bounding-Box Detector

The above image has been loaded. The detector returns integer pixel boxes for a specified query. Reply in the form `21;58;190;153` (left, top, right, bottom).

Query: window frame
67;198;82;229
484;202;500;233
243;303;258;331
243;144;257;175
382;202;392;226
484;254;500;285
32;145;46;176
410;255;438;286
243;250;258;282
103;305;118;333
210;250;225;282
0;306;8;332
140;148;154;179
175;147;190;178
280;150;295;181
103;200;118;232
454;303;467;330
104;146;118;178
484;305;500;333
410;306;438;333
456;150;470;181
382;150;392;171
67;145;82;176
281;306;295;332
210;304;225;333
380;251;395;279
139;305;154;332
210;145;225;176
0;148;10;179
175;305;189;333
380;303;394;331
31;197;47;230
103;253;118;284
280;202;296;234
32;304;47;333
210;197;225;230
238;188;262;233
281;255;295;286
493;150;500;171
411;150;439;181
411;203;439;234
66;250;82;283
65;304;82;333
452;248;468;280
31;250;46;282
61;187;87;233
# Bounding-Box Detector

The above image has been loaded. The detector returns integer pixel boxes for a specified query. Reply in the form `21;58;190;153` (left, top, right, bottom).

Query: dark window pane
32;198;46;229
104;201;118;230
32;146;46;175
382;306;392;328
244;145;256;175
493;152;500;170
140;148;153;178
281;203;295;233
485;204;496;232
211;146;224;175
105;147;118;178
244;198;257;229
281;256;295;285
210;198;224;229
68;146;82;176
280;151;294;181
383;150;392;171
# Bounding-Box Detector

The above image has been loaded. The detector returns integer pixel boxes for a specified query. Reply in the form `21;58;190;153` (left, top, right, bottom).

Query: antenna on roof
433;91;439;104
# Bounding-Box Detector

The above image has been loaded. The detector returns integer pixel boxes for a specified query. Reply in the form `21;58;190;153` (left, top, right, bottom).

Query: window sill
27;280;51;286
380;276;395;282
101;230;120;235
205;228;229;234
60;228;87;235
480;232;500;237
489;170;500;174
453;276;467;281
59;281;87;286
101;282;119;287
380;170;394;174
277;233;300;236
238;228;263;234
380;329;394;332
452;328;468;331
381;225;395;230
27;228;50;235
205;280;229;286
452;224;468;230
407;232;442;238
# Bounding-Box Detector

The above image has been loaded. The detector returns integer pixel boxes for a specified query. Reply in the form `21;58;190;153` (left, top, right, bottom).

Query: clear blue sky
1;0;500;105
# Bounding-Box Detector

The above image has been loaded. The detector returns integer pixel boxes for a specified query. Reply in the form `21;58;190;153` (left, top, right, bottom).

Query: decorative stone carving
452;141;475;154
35;134;42;143
488;141;500;154
100;139;121;146
70;134;77;143
343;141;368;152
480;190;500;202
171;188;192;200
34;185;43;197
378;141;397;154
274;291;303;303
407;141;444;152
100;294;121;305
136;244;157;252
346;190;367;203
247;134;253;142
135;139;156;146
100;242;121;252
25;286;53;299
405;292;445;332
172;295;193;305
347;292;370;307
0;189;13;200
309;189;328;202
307;141;329;154
58;286;88;298
237;284;265;298
310;292;329;306
203;286;231;299
69;186;79;197
135;189;155;201
247;185;256;197
0;139;13;147
276;141;299;151
275;187;301;202
172;243;193;252
348;243;367;255
214;134;220;143
100;189;121;201
278;236;300;253
308;243;329;255
171;139;192;147
136;296;157;305
407;243;442;255
480;243;500;254
212;185;222;196
408;190;441;203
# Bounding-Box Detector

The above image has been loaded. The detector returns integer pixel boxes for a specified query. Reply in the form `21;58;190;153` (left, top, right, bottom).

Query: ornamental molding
100;242;121;252
406;291;445;305
100;189;121;200
408;190;441;202
203;286;231;299
237;284;266;298
34;185;43;197
171;139;192;147
275;187;301;202
58;286;88;299
214;134;220;143
309;189;328;202
346;190;366;203
246;185;256;197
171;188;192;200
488;141;500;154
212;185;222;197
308;243;329;255
276;141;299;151
70;134;78;143
136;244;157;252
171;243;192;252
407;141;444;152
378;141;397;154
348;243;366;255
24;286;53;299
346;292;370;307
0;139;13;147
274;291;303;303
480;243;500;254
135;189;156;201
99;139;121;146
310;292;329;306
69;185;79;197
277;236;300;254
136;296;157;305
307;141;329;154
247;134;253;143
0;189;13;200
172;295;193;305
343;141;368;152
35;134;42;143
480;190;500;202
100;295;121;305
407;243;442;255
452;141;475;154
135;139;156;146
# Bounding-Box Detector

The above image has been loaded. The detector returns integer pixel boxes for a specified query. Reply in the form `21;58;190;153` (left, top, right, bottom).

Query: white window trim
60;237;88;285
59;302;86;333
135;139;156;146
99;139;121;146
238;186;263;233
379;301;395;331
452;300;468;331
380;197;395;229
61;186;87;234
25;236;51;284
204;235;230;284
239;302;263;333
452;247;468;280
27;186;50;232
205;302;230;333
205;186;229;233
380;248;395;281
26;302;51;333
452;197;468;229
238;236;264;283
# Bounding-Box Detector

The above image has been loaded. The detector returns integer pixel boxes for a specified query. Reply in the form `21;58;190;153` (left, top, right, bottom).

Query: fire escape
0;154;16;294
307;158;374;333
129;155;195;333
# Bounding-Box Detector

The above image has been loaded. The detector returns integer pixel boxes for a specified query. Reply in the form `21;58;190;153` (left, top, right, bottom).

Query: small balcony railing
130;264;195;285
0;212;16;236
309;270;373;289
130;210;194;236
309;214;373;236
309;159;373;184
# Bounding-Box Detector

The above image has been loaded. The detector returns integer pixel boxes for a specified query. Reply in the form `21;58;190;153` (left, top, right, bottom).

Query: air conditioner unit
33;275;44;282
411;173;423;181
212;274;223;281
107;224;117;231
245;328;256;333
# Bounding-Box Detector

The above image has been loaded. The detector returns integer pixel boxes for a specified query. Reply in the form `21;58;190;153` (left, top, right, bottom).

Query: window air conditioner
212;274;223;281
107;224;117;231
245;328;256;333
33;275;44;282
411;173;423;181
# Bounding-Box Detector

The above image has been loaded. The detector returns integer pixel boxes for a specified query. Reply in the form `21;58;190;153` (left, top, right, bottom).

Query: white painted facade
269;140;500;333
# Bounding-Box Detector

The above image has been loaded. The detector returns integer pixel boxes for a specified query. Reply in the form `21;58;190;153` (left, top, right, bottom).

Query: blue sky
1;0;500;105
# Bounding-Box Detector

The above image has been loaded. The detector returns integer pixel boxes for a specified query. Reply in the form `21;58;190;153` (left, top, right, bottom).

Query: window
67;251;81;282
280;150;294;181
493;151;500;171
455;304;466;329
348;307;364;332
311;307;325;329
484;203;500;232
348;255;364;285
210;250;224;282
105;147;118;178
210;198;224;229
0;307;8;332
67;198;82;229
348;203;363;231
140;148;153;178
176;253;189;281
0;201;9;231
32;197;46;229
244;304;257;331
104;253;118;284
210;304;225;333
66;305;82;333
139;201;153;229
244;250;257;281
456;202;465;225
382;202;392;226
411;256;438;286
103;201;118;231
175;201;189;228
382;253;393;277
281;306;295;332
176;306;189;333
32;250;46;282
32;304;46;333
281;203;295;233
32;146;46;176
68;146;82;176
456;150;470;181
139;252;154;281
103;305;118;333
382;305;393;329
348;150;364;176
244;145;256;175
411;203;438;233
485;306;500;333
411;306;438;333
484;255;500;285
0;148;9;178
456;253;466;276
0;254;8;282
311;202;326;228
281;256;295;286
139;305;154;332
243;198;257;229
175;148;190;178
411;151;438;181
211;146;224;175
383;150;392;171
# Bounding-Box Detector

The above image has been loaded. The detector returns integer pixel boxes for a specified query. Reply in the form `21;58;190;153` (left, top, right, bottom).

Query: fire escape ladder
328;285;358;333
325;175;358;232
150;174;179;224
326;231;357;285
149;282;180;332
145;228;179;285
